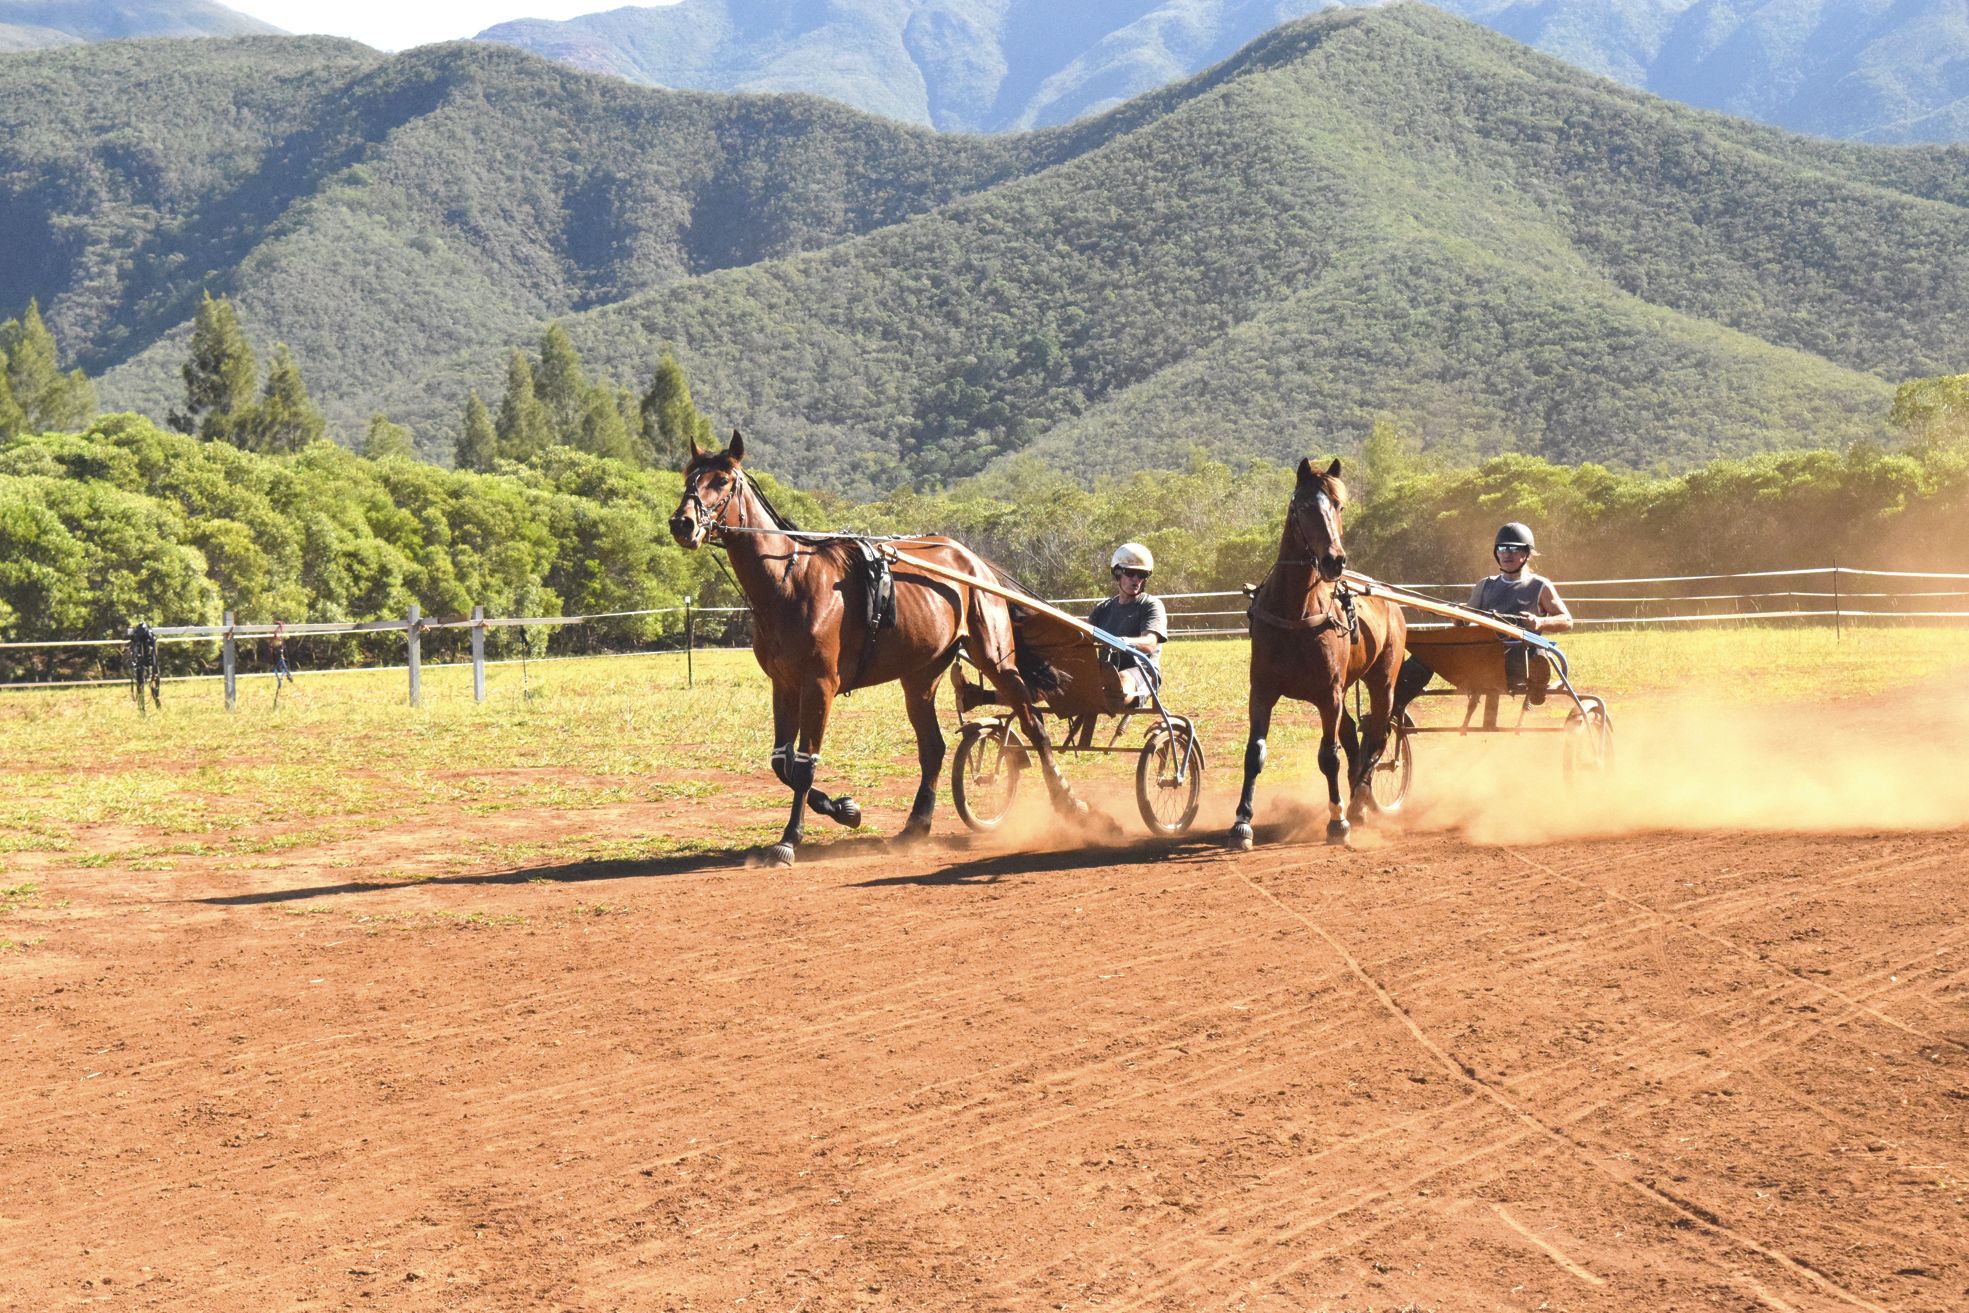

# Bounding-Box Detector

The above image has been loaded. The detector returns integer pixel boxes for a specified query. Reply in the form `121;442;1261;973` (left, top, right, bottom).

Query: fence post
684;595;694;689
471;604;486;703
1831;563;1842;641
407;604;422;707
222;610;236;711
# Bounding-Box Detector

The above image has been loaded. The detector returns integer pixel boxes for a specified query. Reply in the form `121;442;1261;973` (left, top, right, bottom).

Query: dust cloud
1401;684;1969;845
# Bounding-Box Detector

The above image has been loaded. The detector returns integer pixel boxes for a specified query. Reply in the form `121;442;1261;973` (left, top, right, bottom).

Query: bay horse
668;431;1081;866
1230;457;1406;848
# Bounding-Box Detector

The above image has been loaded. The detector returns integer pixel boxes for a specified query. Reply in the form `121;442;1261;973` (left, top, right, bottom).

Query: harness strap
1246;583;1355;635
1246;601;1344;634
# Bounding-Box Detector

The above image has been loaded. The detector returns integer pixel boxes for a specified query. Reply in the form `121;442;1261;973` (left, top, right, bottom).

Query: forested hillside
6;9;1968;494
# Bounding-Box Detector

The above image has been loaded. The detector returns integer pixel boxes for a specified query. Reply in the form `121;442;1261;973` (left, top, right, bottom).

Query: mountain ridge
475;0;1969;144
0;0;280;48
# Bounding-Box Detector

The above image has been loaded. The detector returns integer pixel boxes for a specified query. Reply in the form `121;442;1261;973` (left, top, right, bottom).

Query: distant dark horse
1230;458;1406;848
669;432;1079;866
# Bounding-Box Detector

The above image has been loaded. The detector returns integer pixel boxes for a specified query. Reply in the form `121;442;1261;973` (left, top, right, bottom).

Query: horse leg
1317;699;1349;845
1347;673;1395;825
979;663;1079;817
1338;710;1361;806
895;671;946;841
770;683;861;830
763;679;836;867
1229;691;1279;850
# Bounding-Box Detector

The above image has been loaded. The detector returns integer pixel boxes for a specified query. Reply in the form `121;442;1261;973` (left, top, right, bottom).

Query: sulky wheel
952;722;1024;832
1563;697;1614;780
1368;711;1414;814
1136;720;1204;836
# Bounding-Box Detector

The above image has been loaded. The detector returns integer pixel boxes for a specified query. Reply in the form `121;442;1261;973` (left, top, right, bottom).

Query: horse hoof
760;843;797;868
1229;823;1254;852
832;798;863;829
893;819;931;845
1326;820;1351;846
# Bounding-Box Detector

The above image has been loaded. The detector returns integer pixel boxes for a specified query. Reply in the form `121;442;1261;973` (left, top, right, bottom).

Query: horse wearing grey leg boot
1230;458;1406;850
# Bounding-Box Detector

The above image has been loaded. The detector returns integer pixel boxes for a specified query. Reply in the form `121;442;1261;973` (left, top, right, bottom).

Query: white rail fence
3;566;1966;703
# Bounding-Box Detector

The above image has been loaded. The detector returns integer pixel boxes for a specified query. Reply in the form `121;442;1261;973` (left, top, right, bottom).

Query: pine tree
0;360;25;439
0;299;95;431
171;292;257;441
639;350;714;467
534;323;588;444
240;344;325;454
456;391;498;471
363;414;417;460
576;379;634;463
494;350;551;460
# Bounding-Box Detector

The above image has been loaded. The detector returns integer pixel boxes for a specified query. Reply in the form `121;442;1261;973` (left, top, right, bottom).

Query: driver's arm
1132;596;1167;655
1526;583;1573;634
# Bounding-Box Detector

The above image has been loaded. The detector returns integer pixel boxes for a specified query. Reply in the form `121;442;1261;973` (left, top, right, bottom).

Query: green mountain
475;0;1969;145
6;9;1967;495
0;0;280;49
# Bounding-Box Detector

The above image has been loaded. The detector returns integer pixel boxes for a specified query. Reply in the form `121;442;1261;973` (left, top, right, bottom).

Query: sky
225;1;681;51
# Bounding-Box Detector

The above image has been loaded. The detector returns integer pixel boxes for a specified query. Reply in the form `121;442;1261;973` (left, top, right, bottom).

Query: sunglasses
1113;567;1149;579
1496;545;1530;554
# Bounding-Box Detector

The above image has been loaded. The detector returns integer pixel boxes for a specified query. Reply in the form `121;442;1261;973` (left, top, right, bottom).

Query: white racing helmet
1110;542;1154;575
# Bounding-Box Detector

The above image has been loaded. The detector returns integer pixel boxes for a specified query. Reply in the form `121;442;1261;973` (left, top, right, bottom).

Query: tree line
3;294;1965;682
167;292;713;473
4;407;1964;680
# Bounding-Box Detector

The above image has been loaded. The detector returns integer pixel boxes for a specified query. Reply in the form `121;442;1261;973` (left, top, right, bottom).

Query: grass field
1;624;1964;890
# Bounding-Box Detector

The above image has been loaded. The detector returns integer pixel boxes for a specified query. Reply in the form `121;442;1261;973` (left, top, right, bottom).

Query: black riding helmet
1494;522;1536;553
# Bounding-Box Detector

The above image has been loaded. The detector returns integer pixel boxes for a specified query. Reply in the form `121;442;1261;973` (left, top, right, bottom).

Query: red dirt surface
4;818;1967;1311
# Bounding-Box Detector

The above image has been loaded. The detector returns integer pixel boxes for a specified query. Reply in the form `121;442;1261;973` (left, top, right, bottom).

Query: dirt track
5;813;1967;1311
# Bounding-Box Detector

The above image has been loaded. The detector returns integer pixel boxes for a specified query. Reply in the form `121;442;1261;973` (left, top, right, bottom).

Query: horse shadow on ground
847;821;1314;887
194;835;909;906
195;819;1329;907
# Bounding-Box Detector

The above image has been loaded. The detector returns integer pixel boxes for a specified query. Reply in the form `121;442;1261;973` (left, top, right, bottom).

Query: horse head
669;429;750;549
1288;457;1349;582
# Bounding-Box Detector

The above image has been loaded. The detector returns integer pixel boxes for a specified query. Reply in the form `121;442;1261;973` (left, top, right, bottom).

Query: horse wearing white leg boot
1229;458;1406;850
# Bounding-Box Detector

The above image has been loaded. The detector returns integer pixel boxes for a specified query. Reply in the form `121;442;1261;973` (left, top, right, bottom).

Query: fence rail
5;565;1967;703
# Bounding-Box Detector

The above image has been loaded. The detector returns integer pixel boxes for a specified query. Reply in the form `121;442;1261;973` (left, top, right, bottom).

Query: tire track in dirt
1500;841;1969;1052
10;830;1965;1309
1225;864;1901;1313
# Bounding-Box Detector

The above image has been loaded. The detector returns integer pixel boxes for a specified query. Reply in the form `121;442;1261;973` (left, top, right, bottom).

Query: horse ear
728;429;746;462
1325;457;1343;478
1296;457;1316;484
686;433;705;463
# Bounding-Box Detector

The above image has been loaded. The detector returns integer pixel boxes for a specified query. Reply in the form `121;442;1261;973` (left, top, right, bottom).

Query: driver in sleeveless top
1088;542;1168;705
1394;522;1573;711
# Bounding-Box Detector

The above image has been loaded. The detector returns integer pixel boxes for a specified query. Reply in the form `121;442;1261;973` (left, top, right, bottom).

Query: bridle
1283;485;1345;575
680;464;749;542
1246;482;1353;634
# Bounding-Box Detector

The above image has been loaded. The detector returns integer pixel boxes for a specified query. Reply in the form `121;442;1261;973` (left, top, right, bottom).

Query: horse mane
745;474;801;532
